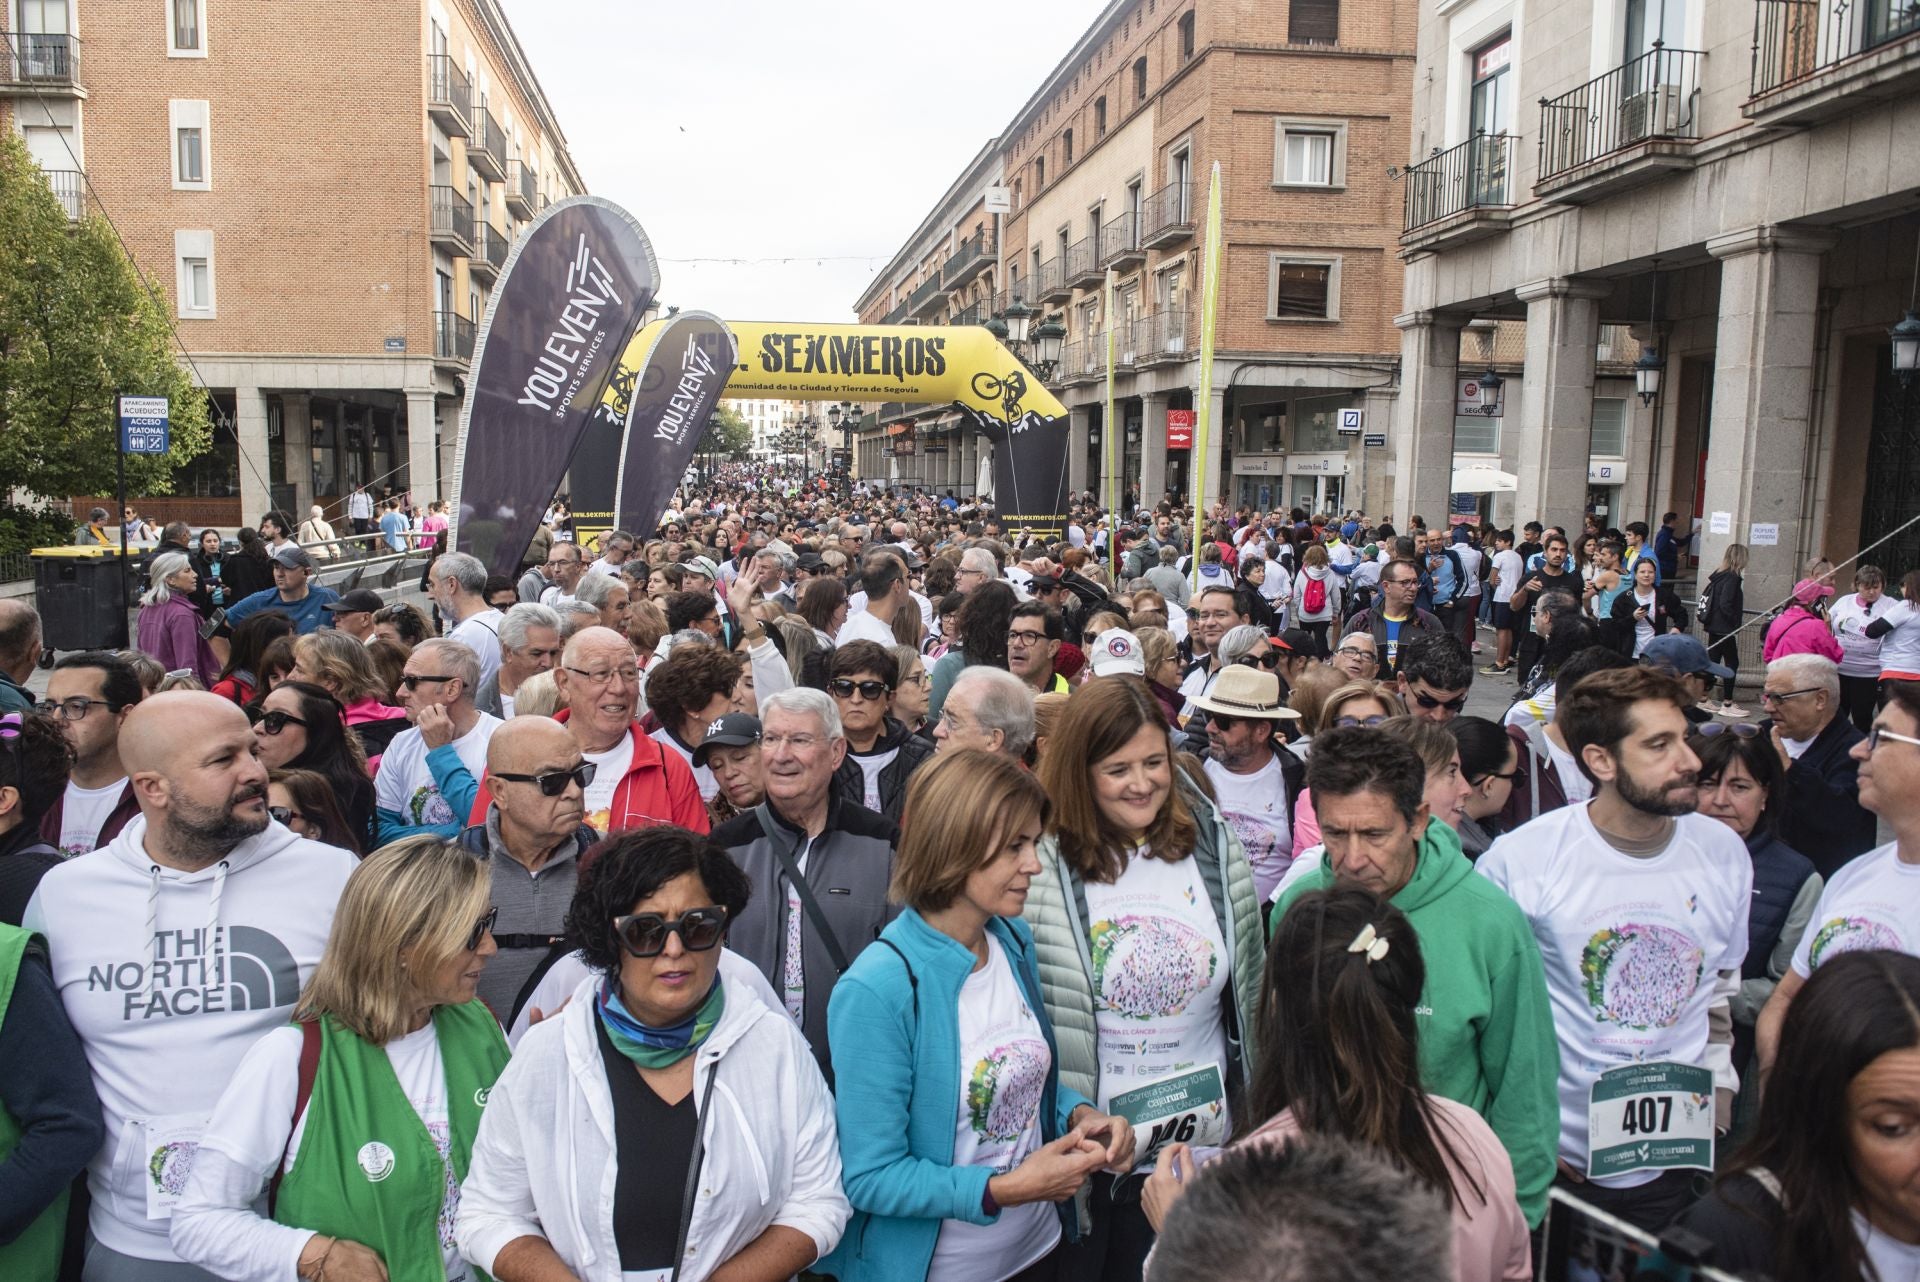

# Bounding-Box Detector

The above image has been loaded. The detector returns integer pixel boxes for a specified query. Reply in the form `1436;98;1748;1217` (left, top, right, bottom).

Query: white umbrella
1450;467;1518;493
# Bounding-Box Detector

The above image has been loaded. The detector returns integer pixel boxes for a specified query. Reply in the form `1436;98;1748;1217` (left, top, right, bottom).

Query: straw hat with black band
1188;664;1302;722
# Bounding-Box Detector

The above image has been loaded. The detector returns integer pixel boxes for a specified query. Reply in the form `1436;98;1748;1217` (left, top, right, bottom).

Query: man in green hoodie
1271;726;1560;1227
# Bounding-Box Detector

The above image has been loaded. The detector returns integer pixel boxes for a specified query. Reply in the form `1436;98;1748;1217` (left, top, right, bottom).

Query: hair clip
1347;923;1391;964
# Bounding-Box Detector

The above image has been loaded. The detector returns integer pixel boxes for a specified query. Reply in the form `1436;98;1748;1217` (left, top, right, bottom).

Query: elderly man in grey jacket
474;602;562;719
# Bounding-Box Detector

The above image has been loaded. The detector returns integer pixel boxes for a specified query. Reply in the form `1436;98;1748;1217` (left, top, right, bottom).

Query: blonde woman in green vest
170;836;508;1281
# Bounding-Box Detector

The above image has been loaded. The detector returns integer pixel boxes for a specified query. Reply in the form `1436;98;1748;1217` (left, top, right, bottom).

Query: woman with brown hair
799;576;849;647
267;768;364;854
289;629;410;761
1023;679;1264;1280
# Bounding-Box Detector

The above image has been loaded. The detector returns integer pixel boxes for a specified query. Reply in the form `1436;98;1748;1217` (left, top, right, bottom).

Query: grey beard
164;798;269;868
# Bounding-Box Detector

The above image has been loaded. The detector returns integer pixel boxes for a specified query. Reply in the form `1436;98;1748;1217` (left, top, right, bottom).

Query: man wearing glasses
1005;602;1068;694
534;541;587;609
546;626;706;835
37;651;142;858
373;639;501;842
460;716;601;1029
1758;653;1874;876
1758;680;1920;1075
1192;665;1304;900
1343;559;1447;681
826;641;933;824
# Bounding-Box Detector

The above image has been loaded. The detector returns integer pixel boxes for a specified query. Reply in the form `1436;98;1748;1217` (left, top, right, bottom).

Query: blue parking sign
118;395;170;454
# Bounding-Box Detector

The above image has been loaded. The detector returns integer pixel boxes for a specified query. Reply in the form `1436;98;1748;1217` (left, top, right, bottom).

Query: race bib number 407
1587;1062;1713;1179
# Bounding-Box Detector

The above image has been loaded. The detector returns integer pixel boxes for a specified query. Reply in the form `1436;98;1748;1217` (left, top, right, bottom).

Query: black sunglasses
399;673;457;691
467;907;498;953
1411;690;1469;713
490;762;597;797
1234;652;1282;671
1697;721;1761;739
613;906;729;958
829;678;891;700
268;804;304;826
252;709;309;735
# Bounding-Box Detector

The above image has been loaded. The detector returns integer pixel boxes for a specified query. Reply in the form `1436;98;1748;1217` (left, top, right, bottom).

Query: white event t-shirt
648;726;717;803
1792;841;1920;977
375;715;502;831
1203;755;1292;901
1876;600;1920;678
1492;549;1524;605
58;777;127;857
448;609;504;689
926;935;1059;1282
1830;592;1886;679
1478;806;1750;1188
1082;848;1231;1169
582;731;637;834
835;608;901;648
850;746;900;813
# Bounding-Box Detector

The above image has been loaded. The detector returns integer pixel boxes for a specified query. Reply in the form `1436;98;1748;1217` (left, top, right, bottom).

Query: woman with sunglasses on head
171;837;510;1282
136;551;220;687
824;751;1135;1282
1285;681;1406;860
253;681;377;855
268;768;364;855
1024;679;1264;1281
458;825;851;1282
1447;717;1517;859
1689;725;1820;1098
1142;888;1530;1280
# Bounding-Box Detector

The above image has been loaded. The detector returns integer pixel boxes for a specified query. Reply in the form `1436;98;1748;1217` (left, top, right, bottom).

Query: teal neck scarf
597;976;725;1069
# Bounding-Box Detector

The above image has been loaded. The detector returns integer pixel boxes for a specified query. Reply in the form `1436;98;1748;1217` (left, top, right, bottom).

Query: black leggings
1705;632;1740;702
1298;620;1330;657
1840;674;1882;734
1061;1172;1156;1282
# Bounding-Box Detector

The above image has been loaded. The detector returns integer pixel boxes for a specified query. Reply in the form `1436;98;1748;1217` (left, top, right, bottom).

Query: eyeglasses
34;697;112;721
1334;646;1375;660
1697;721;1761;739
1410;690;1469;714
1234;652;1282;671
565;665;641;687
1333;714;1388;729
613;906;729;957
491;761;597;796
1868;726;1920;753
399;673;457;692
1469;769;1519;785
466;907;499;953
251;709;309;736
268;805;306;826
761;732;823;752
1005;630;1050;648
1758;688;1821;706
829;678;891;700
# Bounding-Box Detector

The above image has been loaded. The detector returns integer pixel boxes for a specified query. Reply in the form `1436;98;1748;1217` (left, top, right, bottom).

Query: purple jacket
136;594;219;685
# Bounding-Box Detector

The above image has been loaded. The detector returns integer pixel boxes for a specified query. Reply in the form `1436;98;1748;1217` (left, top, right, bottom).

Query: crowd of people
0;478;1914;1282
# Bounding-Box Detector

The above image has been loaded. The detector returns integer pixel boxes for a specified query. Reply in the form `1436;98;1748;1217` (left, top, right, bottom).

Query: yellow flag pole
1103;267;1118;578
1190;161;1224;593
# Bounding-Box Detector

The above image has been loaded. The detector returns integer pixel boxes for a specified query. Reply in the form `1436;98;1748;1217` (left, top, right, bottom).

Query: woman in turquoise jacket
826;751;1136;1282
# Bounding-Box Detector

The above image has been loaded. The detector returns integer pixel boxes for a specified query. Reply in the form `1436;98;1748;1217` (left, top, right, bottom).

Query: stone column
281;393;313;515
1391;311;1468;529
1699;225;1835;615
406;390;439;510
1360;384;1398;517
1140;392;1169;512
1514;278;1609;529
1067;405;1092;495
235;386;271;523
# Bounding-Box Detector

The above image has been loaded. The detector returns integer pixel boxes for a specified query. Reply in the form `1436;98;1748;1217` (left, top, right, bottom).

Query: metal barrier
1538;1187;1758;1282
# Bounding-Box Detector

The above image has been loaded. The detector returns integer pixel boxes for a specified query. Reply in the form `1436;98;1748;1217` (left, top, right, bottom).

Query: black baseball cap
324;588;384;615
693;713;762;766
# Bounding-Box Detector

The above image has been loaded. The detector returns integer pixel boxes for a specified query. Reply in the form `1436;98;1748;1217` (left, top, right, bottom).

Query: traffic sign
1363;432;1387;448
117;395;170;454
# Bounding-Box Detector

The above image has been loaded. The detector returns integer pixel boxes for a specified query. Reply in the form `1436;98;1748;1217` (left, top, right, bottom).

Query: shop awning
1450;467;1518;493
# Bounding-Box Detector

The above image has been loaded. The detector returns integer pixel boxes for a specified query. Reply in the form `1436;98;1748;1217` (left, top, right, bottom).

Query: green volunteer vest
274;1001;509;1282
0;923;66;1282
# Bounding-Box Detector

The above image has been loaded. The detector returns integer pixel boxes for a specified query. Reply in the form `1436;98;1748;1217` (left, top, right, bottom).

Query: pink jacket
1245;1100;1531;1281
1761;606;1843;664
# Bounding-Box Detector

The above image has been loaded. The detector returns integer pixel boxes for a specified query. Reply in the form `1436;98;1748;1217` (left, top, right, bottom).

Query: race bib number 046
1107;1064;1227;1166
1587;1062;1713;1179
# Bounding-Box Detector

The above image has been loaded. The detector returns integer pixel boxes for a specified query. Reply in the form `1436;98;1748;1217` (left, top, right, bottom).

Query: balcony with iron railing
1139;182;1194;249
880;300;908;326
948;301;987;327
1100;211;1145;270
943;227;995;288
468;109;506;181
1748;0;1920;123
1035;257;1071;304
505;159;537;218
1536;44;1704;202
1065;236;1102;289
1;32;80;92
1139;310;1190;363
1401;133;1517;252
41;168;84;220
908;274;947;318
429;185;474;255
434;311;475;365
427;54;471;136
468;222;508;281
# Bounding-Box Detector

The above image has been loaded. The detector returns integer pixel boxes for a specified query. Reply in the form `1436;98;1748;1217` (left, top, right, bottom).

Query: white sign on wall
1750;522;1780;547
983;185;1011;213
1338;408;1365;433
1456;377;1504;418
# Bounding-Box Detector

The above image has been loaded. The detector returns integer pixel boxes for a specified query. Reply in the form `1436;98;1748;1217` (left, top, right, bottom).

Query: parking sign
118;395;171;454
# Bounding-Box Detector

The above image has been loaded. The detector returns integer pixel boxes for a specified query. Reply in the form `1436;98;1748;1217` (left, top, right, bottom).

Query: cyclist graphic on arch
971;368;1029;424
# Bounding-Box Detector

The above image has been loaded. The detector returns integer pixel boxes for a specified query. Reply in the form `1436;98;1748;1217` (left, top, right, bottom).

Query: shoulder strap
668;1065;721;1282
266;1018;323;1217
753;804;851;974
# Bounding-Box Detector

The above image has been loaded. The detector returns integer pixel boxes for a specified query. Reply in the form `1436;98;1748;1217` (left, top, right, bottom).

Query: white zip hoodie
458;972;850;1281
23;816;356;1262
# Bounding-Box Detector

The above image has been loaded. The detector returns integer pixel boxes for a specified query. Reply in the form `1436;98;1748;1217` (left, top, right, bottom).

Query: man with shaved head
24;692;356;1277
548;626;706;835
460;716;600;1026
374;637;502;842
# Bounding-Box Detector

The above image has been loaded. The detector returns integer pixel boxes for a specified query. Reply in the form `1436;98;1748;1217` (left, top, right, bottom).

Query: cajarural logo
517;233;625;417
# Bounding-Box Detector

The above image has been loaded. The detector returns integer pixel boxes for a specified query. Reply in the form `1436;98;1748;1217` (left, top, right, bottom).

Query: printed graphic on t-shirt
1580;923;1705;1030
1220;813;1283;881
427;1118;459;1250
968;1035;1050;1143
408;784;454;828
1808;915;1904;968
1091;912;1219;1020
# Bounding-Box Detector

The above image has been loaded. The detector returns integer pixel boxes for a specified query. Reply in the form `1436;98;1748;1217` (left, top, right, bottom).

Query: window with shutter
1272;263;1331;318
1289;0;1339;44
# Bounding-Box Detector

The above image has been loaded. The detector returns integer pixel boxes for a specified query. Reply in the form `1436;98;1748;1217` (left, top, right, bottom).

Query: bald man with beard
24;693;356;1277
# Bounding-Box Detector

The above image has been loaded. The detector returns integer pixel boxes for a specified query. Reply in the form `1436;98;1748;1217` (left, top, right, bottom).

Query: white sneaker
1718;702;1748;718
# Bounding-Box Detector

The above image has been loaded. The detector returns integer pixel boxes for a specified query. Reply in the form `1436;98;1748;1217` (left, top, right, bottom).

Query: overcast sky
500;0;1106;324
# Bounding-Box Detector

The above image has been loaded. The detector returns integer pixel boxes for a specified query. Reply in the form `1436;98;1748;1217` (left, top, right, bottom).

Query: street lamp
1636;258;1665;407
1031;314;1067;381
1473;364;1503;416
1896;236;1920;388
1003;296;1035;347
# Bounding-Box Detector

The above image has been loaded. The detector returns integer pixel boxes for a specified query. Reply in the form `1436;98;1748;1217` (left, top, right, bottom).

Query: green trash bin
31;545;131;657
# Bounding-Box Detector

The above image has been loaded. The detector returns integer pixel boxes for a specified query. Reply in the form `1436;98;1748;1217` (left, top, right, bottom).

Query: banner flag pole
1104;267;1118;578
1191;160;1224;593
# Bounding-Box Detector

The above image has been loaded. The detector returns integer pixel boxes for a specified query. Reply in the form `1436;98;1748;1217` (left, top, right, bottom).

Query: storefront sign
1288;453;1349;475
1363;432;1387;448
1588;460;1626;484
1456;377;1503;418
1166;409;1195;449
1236;455;1284;475
1338;408;1365;433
